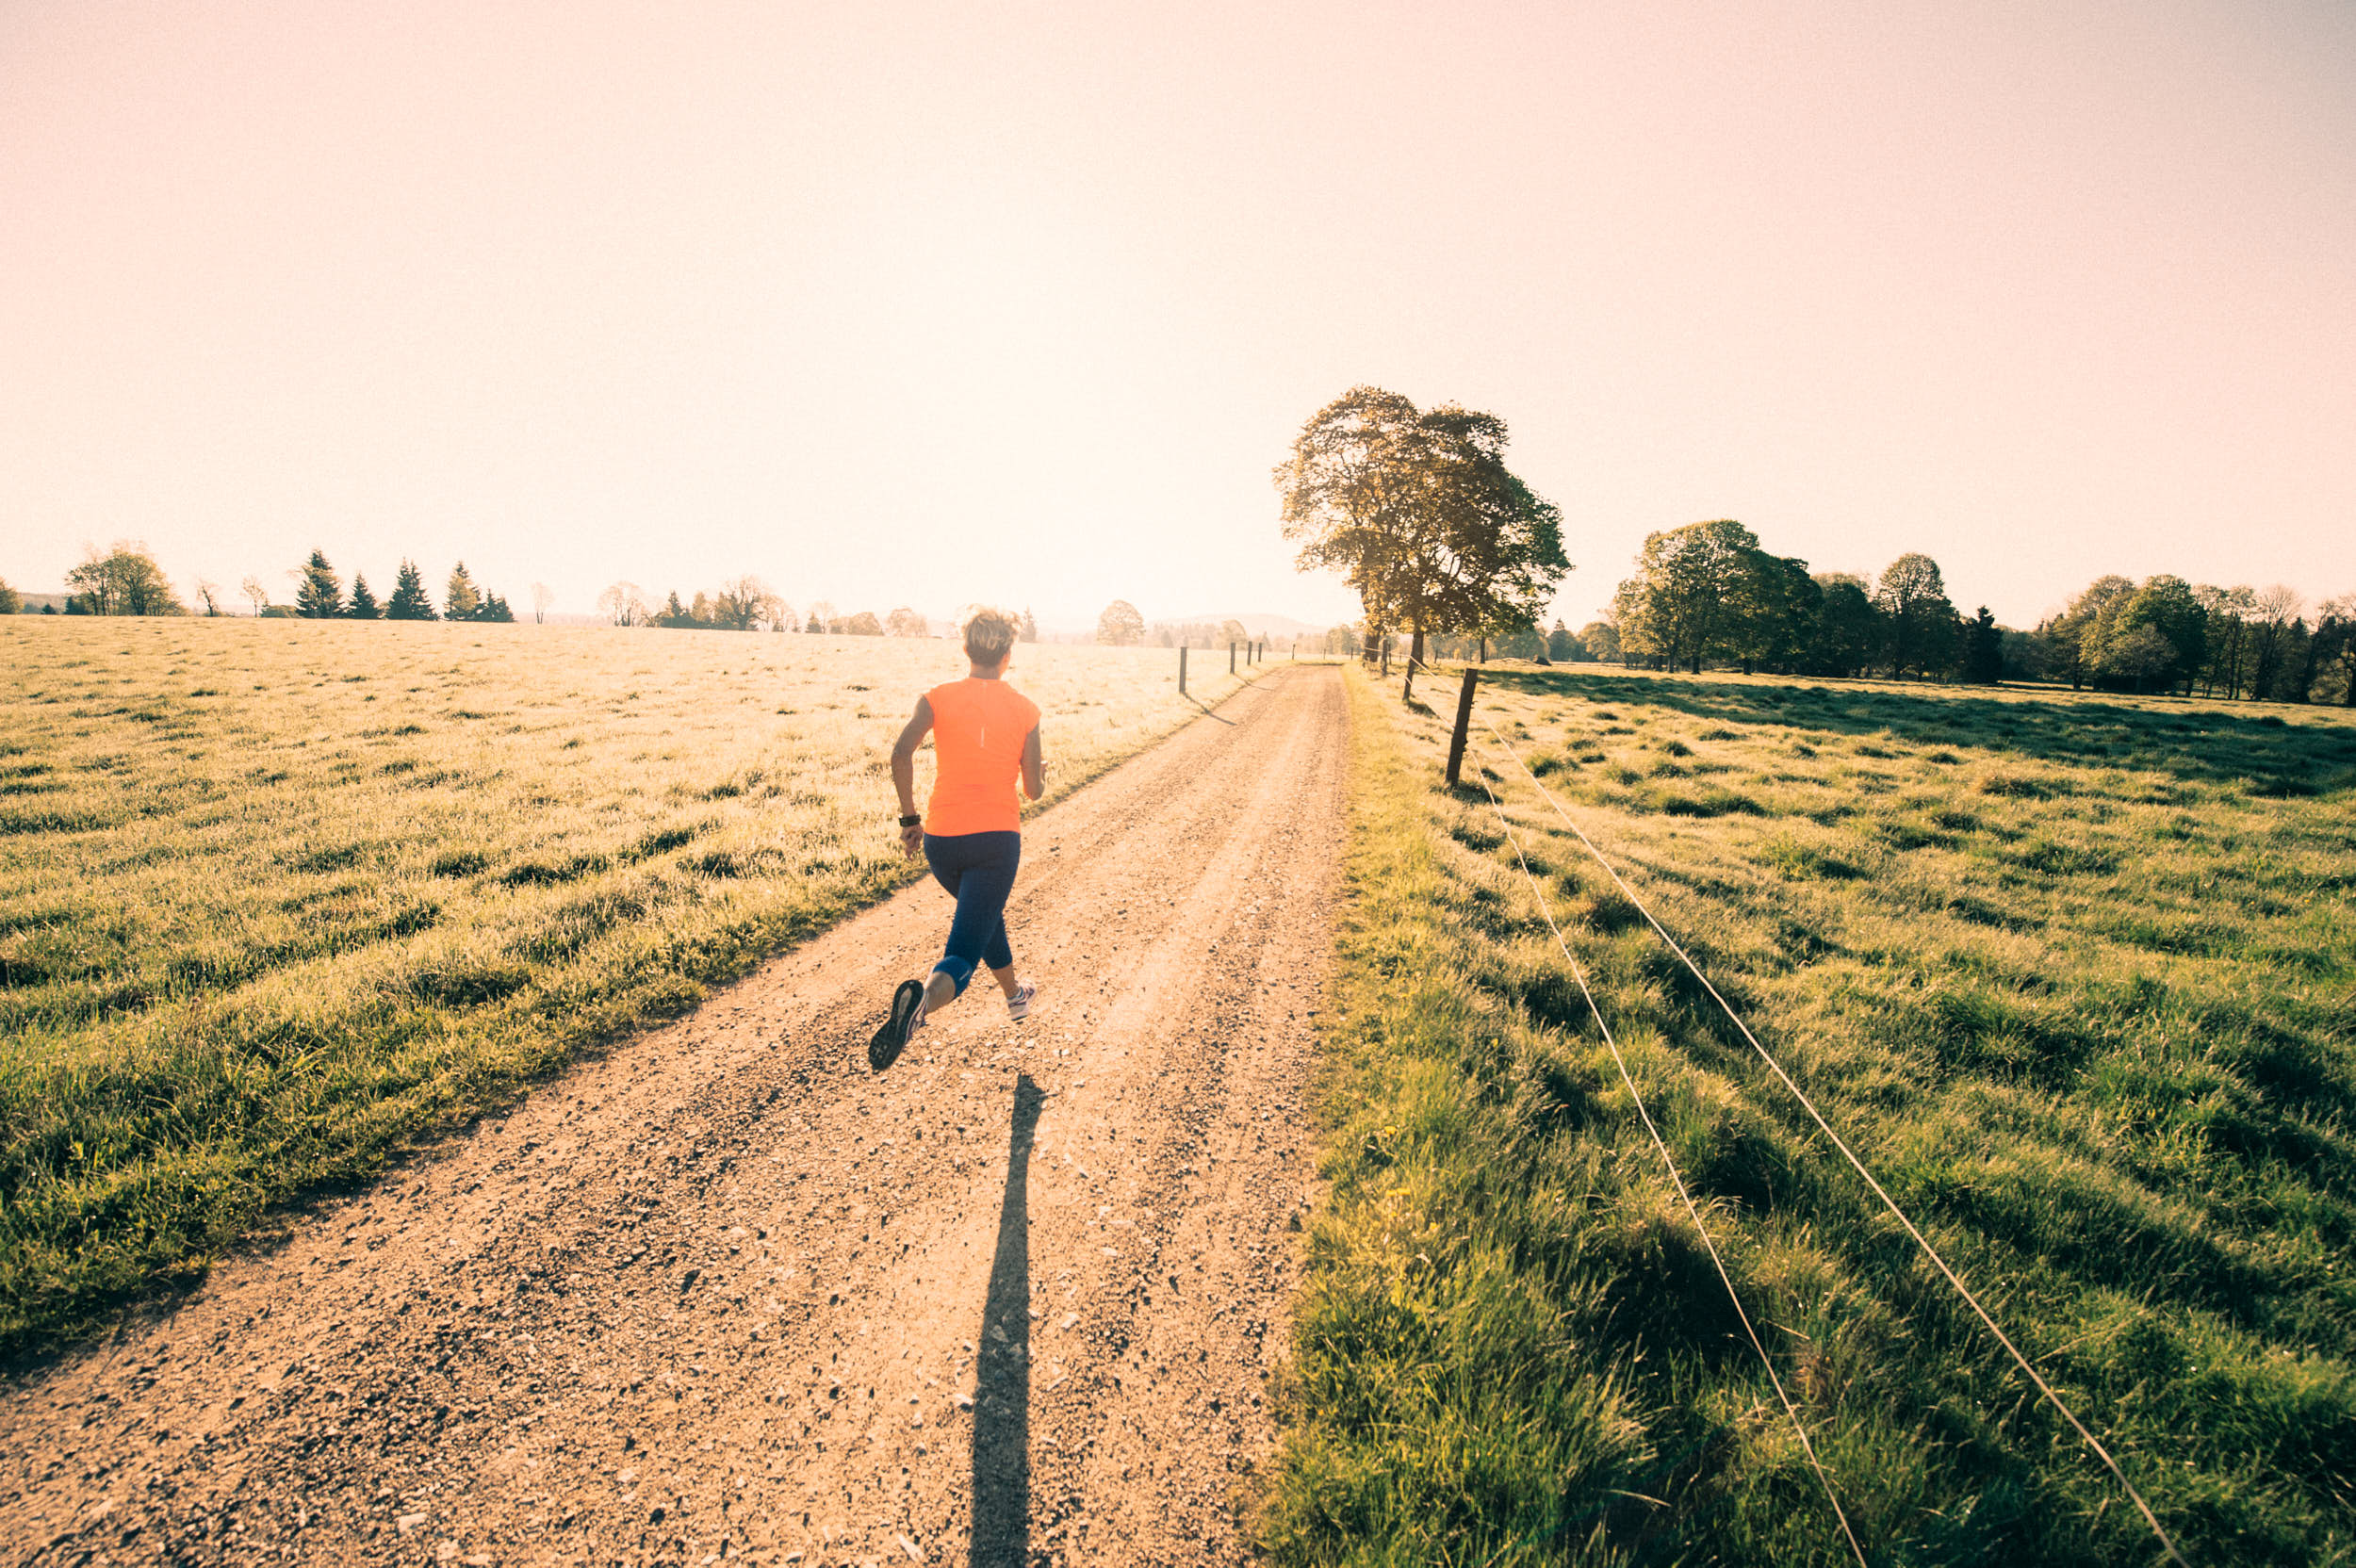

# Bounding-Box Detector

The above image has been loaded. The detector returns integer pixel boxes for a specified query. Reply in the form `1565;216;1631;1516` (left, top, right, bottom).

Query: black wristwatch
899;814;921;827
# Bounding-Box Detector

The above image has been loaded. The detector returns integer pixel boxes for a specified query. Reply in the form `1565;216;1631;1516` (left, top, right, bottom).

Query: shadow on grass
1473;668;2356;792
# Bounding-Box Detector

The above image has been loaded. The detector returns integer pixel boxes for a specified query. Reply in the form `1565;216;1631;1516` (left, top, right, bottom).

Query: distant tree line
1137;615;1286;650
1;543;530;625
1587;518;2351;703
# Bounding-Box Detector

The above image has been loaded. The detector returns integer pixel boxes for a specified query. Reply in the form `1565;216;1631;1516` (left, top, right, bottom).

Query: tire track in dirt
3;664;1348;1568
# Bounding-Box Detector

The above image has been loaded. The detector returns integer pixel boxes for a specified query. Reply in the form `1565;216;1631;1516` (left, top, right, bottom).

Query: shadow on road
972;1073;1044;1567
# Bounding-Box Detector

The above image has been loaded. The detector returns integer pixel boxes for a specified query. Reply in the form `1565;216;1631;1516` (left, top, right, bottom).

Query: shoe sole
869;978;924;1071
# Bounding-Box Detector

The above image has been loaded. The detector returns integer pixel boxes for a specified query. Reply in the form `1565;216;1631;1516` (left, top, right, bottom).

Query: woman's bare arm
891;697;933;854
1021;724;1045;801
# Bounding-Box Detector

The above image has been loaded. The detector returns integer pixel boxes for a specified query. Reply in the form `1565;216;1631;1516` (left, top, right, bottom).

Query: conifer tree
477;592;515;623
444;562;482;620
386;560;437;620
346;574;382;619
294;549;341;618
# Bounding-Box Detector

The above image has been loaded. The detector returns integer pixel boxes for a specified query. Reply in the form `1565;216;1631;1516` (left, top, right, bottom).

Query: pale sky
4;0;2351;632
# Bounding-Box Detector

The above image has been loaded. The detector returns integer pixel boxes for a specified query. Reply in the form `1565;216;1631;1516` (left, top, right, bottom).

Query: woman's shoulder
1001;683;1041;721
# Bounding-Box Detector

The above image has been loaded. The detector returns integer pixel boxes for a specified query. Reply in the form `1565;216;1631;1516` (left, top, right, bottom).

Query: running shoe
1006;979;1038;1022
869;978;925;1071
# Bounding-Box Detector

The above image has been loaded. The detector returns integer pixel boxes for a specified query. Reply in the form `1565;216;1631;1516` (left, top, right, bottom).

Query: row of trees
1595;518;2351;701
4;543;535;624
1606;520;1992;681
2027;577;2352;702
273;550;518;622
595;581;1042;644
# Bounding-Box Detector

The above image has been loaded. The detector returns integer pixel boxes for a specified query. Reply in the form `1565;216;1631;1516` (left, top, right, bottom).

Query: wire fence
1375;661;2190;1566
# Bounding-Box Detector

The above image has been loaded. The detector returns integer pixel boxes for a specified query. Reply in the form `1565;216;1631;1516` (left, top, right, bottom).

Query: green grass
0;616;1273;1357
1268;664;2355;1565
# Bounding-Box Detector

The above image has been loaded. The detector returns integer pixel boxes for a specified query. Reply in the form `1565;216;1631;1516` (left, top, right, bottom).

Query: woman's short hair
962;607;1018;665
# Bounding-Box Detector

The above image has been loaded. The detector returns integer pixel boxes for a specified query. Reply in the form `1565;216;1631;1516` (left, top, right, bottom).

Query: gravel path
3;663;1347;1568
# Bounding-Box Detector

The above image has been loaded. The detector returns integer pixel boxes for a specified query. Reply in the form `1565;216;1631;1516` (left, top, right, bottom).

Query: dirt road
3;664;1348;1568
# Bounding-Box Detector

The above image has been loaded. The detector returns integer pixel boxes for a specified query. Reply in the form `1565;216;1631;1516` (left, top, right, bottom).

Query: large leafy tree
385;559;437;620
1097;600;1145;646
1612;519;1759;672
597;582;647;627
2315;596;2356;706
1276;386;1568;666
1808;573;1880;678
64;542;184;616
1874;552;1959;679
1726;552;1821;673
2102;575;2204;692
2037;575;2133;689
293;549;341;618
712;576;777;630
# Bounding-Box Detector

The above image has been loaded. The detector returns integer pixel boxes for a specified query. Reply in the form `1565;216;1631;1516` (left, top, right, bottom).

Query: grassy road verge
1265;664;2352;1565
0;619;1284;1357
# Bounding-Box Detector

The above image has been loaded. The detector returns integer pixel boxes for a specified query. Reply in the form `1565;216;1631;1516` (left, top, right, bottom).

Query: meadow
0;616;1266;1356
1269;665;2355;1565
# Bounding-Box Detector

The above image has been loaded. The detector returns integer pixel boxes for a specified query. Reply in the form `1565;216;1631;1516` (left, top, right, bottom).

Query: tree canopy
1612;519;1759;672
1276;386;1568;649
65;542;183;616
1874;552;1958;679
1096;600;1145;646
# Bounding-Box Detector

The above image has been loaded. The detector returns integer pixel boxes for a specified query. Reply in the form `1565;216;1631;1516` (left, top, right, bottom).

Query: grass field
0;616;1268;1356
1268;664;2355;1565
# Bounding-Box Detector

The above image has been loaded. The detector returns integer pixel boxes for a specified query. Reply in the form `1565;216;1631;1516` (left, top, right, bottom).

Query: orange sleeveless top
924;678;1040;836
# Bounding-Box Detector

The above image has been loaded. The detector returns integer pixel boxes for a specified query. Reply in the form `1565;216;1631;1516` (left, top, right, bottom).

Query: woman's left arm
1021;724;1045;801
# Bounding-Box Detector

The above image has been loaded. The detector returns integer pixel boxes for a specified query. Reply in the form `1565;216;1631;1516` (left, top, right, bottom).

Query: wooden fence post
1229;642;1236;675
1445;668;1479;787
1179;644;1187;695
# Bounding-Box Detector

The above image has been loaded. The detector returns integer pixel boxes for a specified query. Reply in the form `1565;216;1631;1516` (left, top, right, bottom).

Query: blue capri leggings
922;830;1021;994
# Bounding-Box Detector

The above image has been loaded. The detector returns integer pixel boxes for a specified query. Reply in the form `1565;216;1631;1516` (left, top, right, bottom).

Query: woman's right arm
891;697;933;855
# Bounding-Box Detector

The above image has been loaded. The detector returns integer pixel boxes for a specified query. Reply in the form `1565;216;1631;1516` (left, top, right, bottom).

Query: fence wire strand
1464;753;1872;1567
1465;704;2190;1568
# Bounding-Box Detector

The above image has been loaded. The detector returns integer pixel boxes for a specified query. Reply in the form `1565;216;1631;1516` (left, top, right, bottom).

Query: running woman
869;607;1044;1070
